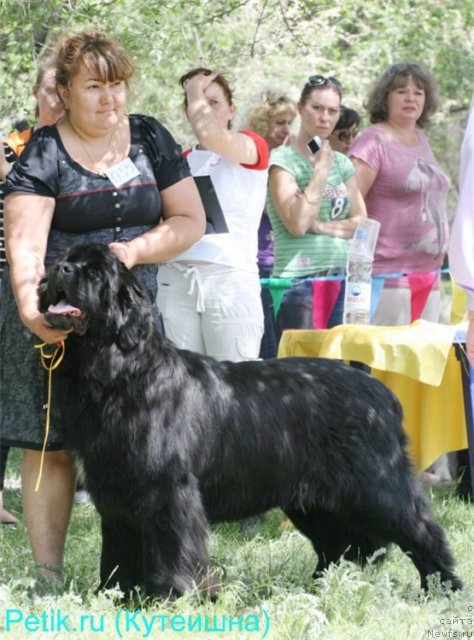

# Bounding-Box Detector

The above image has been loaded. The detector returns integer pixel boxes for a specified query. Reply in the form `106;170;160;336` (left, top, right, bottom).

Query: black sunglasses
337;128;359;142
307;75;342;90
388;63;423;76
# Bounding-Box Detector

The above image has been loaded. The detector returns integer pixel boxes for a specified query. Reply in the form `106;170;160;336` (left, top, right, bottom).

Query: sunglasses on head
388;63;422;76
337;128;359;142
307;75;342;90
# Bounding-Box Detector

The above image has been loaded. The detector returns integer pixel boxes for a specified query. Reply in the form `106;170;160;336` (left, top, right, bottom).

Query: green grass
1;449;474;640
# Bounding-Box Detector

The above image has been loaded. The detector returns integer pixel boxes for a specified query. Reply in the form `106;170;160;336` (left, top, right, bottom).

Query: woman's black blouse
5;114;190;235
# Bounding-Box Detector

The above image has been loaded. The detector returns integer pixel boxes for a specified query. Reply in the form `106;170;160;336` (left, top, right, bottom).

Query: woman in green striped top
267;75;366;335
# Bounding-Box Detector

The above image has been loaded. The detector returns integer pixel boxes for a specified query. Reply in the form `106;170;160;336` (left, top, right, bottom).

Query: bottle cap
350;219;380;258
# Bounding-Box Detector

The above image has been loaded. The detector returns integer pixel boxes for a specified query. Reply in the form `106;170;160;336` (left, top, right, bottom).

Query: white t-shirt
170;130;269;273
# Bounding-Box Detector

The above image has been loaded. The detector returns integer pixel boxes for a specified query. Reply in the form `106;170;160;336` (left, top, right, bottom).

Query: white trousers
157;263;264;362
372;288;441;325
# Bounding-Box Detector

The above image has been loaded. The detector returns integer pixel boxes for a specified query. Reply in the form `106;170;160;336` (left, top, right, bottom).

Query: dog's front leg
141;477;210;599
99;518;144;598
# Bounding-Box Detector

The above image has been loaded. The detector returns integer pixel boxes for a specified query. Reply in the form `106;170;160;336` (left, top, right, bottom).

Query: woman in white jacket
449;94;474;364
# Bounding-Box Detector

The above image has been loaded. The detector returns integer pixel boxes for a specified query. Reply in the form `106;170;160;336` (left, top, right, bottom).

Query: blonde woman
244;88;296;357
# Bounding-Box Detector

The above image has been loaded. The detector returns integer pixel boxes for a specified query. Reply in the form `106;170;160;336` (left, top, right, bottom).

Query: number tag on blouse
105;158;140;187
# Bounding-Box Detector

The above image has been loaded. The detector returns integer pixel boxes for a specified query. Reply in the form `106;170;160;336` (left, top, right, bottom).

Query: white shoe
74;489;92;504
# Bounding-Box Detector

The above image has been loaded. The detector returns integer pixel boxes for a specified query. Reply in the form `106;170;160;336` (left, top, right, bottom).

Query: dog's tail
397;488;463;590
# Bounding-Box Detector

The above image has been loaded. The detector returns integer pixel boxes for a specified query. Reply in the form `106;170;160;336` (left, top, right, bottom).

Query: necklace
69;119;118;176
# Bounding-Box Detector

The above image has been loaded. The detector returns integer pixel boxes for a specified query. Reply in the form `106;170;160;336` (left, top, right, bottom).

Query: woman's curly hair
243;88;296;137
366;63;438;128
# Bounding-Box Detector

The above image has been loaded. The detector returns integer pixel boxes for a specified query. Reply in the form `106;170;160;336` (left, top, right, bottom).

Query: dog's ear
115;269;153;351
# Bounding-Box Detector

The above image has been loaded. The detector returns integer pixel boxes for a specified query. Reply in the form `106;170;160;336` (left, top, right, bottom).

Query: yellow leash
34;340;65;492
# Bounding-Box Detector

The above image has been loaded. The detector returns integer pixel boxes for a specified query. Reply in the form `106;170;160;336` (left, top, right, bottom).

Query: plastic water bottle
343;255;373;324
343;219;381;325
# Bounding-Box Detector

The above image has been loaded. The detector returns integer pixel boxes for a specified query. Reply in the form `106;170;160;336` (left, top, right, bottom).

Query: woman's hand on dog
108;241;136;270
23;311;72;344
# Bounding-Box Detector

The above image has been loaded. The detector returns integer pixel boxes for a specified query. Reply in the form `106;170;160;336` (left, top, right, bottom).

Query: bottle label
344;281;372;312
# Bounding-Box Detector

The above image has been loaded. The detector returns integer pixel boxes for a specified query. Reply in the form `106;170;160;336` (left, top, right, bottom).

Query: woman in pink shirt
350;63;449;326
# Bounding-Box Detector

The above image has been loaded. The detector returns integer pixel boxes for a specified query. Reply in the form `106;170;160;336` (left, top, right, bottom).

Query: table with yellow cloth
278;320;468;472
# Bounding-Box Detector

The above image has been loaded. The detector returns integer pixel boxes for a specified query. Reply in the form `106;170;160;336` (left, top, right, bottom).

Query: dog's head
38;243;153;350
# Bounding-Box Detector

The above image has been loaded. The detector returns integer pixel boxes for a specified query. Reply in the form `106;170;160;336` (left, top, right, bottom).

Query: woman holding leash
1;30;205;592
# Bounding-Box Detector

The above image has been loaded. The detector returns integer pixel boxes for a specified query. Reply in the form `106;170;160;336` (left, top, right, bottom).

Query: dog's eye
87;270;102;282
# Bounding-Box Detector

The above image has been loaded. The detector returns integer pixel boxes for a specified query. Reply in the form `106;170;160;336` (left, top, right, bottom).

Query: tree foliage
1;0;473;196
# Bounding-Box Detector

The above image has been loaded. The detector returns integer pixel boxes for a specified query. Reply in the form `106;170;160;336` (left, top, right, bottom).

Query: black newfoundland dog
38;243;462;598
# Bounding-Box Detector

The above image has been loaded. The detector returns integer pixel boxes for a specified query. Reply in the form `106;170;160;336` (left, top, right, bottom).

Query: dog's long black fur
38;243;462;598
